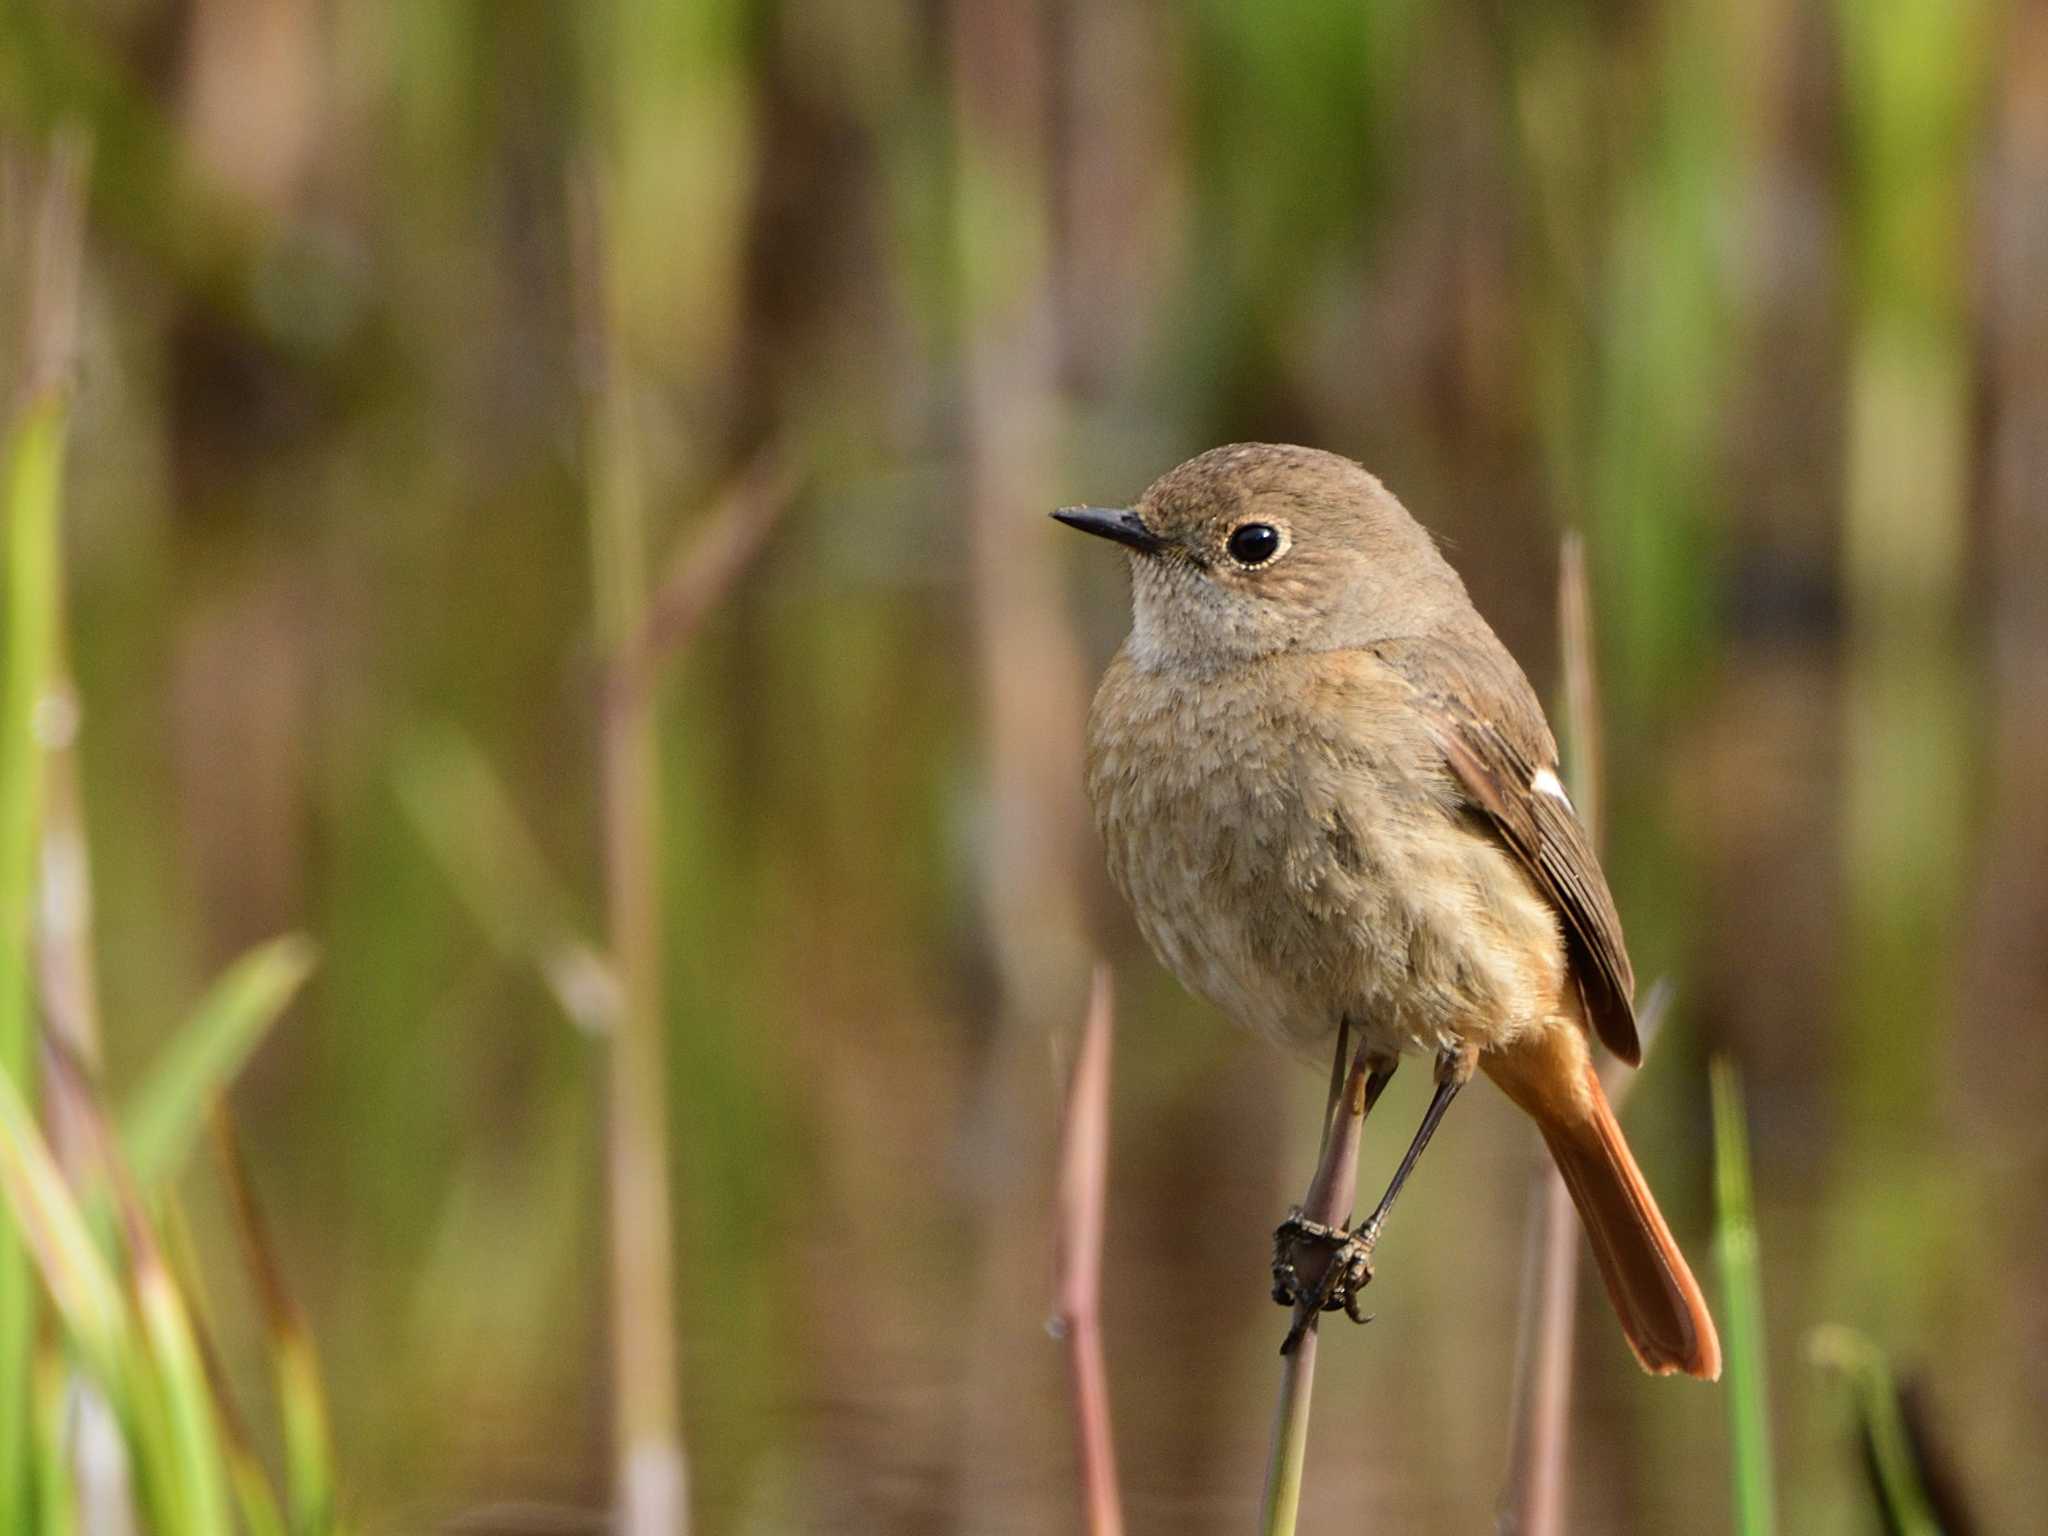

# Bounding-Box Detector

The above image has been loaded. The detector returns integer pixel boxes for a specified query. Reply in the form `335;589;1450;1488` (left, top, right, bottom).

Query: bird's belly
1106;780;1566;1066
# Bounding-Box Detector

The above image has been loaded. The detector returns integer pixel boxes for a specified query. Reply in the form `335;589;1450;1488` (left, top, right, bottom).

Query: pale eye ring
1226;522;1285;567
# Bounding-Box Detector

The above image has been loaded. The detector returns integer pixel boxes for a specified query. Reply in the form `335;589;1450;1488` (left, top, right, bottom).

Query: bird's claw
1271;1208;1376;1350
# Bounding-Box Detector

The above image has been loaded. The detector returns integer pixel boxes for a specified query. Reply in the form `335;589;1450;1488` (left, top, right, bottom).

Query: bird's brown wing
1370;635;1641;1066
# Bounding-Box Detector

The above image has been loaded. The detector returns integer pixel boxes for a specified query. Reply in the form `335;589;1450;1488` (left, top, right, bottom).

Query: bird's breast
1084;648;1565;1061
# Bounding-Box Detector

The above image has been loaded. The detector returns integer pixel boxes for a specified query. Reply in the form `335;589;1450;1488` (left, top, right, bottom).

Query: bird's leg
1300;1042;1479;1322
1271;1021;1397;1320
1361;1042;1477;1245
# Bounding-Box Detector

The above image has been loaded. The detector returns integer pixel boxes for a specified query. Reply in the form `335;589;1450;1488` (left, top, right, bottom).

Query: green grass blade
0;404;65;1058
276;1322;336;1536
226;1444;289;1536
120;935;318;1187
133;1251;232;1536
1;395;68;1524
394;724;615;1034
1807;1327;1944;1536
0;1066;128;1385
32;1335;77;1536
163;1195;294;1536
1711;1057;1776;1536
210;1107;338;1536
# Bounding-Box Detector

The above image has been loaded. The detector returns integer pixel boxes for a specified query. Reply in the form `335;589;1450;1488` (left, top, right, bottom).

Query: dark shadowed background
3;0;2044;1531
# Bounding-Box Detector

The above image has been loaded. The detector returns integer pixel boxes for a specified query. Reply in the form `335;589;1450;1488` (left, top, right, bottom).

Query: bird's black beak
1051;504;1164;555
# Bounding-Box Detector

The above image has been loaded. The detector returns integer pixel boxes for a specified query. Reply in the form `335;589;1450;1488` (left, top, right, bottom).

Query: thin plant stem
1806;1327;1943;1536
161;1201;290;1536
1317;1016;1352;1156
1556;532;1603;842
1259;1027;1375;1536
1499;1173;1581;1536
43;1038;232;1536
1497;981;1671;1533
943;0;1097;1521
209;1107;334;1536
614;446;799;705
572;162;686;1536
1712;1057;1776;1536
0;128;88;1527
1498;531;1605;1535
570;161;795;1536
1500;539;1676;1532
1051;964;1123;1536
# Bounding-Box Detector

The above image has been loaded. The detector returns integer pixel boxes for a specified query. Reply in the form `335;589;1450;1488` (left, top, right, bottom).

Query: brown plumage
1059;442;1719;1380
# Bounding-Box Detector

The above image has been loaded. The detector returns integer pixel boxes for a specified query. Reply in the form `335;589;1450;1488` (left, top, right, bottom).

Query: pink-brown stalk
1498;532;1603;1536
1053;965;1125;1536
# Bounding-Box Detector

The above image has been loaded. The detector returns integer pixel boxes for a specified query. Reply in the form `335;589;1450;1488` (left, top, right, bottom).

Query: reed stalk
1497;532;1604;1535
572;163;688;1536
1259;1022;1375;1536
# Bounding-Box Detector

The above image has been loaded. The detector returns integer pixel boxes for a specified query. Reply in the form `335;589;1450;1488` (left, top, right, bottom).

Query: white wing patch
1531;765;1572;807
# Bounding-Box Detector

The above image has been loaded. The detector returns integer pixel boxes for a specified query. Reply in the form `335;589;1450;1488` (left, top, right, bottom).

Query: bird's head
1054;443;1468;672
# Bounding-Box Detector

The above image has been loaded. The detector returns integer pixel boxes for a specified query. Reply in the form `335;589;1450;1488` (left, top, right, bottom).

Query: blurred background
2;0;2044;1531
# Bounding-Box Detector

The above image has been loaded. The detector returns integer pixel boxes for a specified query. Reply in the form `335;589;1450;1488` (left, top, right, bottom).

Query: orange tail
1488;1033;1721;1380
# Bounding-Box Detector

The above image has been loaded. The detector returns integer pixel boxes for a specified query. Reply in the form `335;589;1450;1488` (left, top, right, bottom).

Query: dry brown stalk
570;159;687;1536
1497;532;1602;1536
570;157;798;1536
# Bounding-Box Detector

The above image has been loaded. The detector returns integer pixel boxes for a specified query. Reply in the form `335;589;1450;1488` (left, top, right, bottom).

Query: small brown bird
1057;443;1719;1379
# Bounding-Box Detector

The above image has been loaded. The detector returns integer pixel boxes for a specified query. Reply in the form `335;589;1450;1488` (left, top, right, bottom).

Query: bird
1055;442;1719;1379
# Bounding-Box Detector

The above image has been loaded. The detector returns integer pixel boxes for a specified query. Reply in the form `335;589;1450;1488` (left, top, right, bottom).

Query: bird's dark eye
1227;522;1282;566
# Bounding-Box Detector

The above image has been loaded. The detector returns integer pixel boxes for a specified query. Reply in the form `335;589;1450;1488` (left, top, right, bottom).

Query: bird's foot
1271;1208;1376;1348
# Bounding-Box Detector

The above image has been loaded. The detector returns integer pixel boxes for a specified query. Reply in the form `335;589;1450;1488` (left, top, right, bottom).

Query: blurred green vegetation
3;0;2043;1531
